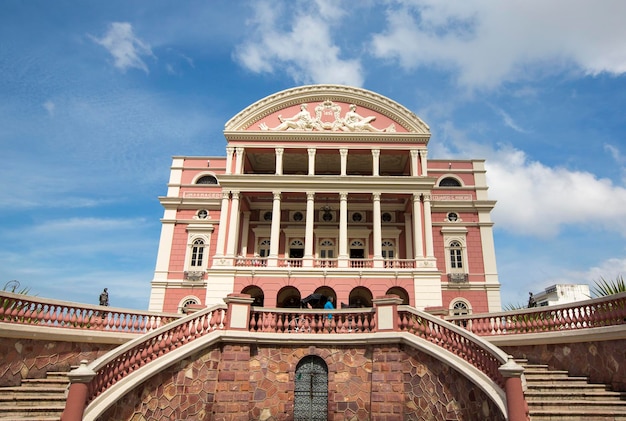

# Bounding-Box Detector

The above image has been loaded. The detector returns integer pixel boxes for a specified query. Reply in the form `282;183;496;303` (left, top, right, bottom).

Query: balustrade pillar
223;293;254;330
373;295;404;331
499;357;529;421
61;360;96;421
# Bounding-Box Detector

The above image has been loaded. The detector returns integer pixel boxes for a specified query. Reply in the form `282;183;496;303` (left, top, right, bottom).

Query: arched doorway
386;286;410;305
241;285;264;307
294;355;328;421
348;286;373;308
277;286;301;308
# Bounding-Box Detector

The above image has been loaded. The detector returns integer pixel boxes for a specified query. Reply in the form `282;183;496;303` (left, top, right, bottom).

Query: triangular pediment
224;85;430;135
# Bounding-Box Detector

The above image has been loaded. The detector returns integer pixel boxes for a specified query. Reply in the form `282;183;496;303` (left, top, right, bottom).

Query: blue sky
1;0;625;310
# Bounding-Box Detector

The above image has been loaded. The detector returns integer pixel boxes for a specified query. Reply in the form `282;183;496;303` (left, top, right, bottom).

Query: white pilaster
275;147;284;175
423;194;434;258
410;149;419;177
235;147;245;175
240;212;250;256
419;149;428;176
304;192;315;267
269;191;281;266
225;191;240;258
372;149;380;176
214;191;230;259
225;146;234;175
340;148;348;176
339;192;348;264
412;194;424;258
307;148;316;175
372;192;383;267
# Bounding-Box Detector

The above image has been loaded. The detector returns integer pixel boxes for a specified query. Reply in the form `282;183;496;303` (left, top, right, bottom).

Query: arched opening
277;286;301;308
294;355;328;420
347;287;373;308
241;285;264;307
438;176;462;187
312;286;336;310
195;175;218;184
386;287;410;305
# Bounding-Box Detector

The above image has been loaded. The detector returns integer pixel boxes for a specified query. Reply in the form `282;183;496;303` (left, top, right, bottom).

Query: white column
372;149;380;176
268;191;281;266
240;212;250;256
423;194;434;257
235;147;245;175
410;149;419;177
372;192;383;267
275;147;284;175
412;194;424;259
214;192;230;259
308;148;316;175
404;212;414;259
225;191;240;259
225;147;235;175
340;148;348;176
339;192;348;264
304;192;315;267
419;149;428;176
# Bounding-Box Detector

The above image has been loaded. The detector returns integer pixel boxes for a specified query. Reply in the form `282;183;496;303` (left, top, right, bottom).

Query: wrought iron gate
294;356;328;420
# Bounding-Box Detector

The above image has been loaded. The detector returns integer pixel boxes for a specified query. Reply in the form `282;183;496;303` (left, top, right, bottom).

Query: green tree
591;276;626;297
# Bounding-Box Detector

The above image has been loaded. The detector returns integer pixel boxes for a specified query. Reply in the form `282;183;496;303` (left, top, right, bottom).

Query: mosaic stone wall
501;338;626;391
0;337;115;387
99;342;504;421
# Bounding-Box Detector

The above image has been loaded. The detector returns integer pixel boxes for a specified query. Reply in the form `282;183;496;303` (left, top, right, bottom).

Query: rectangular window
450;249;463;269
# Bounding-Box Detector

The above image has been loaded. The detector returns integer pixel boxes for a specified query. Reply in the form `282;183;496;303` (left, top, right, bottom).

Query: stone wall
99;342;504;421
500;337;626;391
0;337;116;387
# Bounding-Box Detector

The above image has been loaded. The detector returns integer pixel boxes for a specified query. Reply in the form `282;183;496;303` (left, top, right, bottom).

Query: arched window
258;239;270;258
439;177;461;187
449;240;463;270
196;175;218;184
382;240;394;260
451;300;470;316
179;297;200;314
190;239;205;267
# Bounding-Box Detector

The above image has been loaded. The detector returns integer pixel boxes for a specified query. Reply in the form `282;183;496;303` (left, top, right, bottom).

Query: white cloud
371;0;626;89
434;122;626;238
234;0;363;86
91;22;155;73
486;146;626;237
491;105;527;133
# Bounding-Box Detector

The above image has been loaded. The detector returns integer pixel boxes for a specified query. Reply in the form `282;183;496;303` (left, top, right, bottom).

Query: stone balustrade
0;291;178;333
249;307;376;333
447;292;626;336
398;307;508;388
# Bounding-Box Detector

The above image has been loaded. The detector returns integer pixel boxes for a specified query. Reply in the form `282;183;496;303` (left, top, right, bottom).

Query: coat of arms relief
259;101;396;133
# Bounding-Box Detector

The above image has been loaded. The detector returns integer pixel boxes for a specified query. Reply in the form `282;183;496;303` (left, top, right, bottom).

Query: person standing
99;288;109;306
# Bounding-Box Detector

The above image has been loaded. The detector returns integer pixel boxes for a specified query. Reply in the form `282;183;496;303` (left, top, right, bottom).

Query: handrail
0;291;179;333
447;292;626;336
86;304;227;403
249;307;376;333
398;306;509;388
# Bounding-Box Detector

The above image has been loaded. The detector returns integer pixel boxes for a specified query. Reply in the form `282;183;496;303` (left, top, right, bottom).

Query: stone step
527;382;613;393
525;389;626;401
19;378;67;388
0;393;67;405
529;408;626;421
528;398;626;411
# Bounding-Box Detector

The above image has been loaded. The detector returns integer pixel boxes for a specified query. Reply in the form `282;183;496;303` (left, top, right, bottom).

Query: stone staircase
521;361;626;420
0;371;68;421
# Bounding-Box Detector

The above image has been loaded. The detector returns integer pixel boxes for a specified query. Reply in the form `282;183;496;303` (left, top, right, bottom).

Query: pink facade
149;85;501;315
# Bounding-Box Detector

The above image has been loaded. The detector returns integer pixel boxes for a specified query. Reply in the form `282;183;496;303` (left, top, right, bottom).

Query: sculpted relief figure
259;101;395;132
342;104;395;133
259;104;321;131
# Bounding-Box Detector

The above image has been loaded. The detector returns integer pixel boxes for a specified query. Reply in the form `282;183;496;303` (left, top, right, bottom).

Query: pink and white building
148;85;501;314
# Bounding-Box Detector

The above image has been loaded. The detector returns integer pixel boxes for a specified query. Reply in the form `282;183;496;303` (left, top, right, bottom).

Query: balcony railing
249;307;376;334
0;291;179;333
447;291;626;336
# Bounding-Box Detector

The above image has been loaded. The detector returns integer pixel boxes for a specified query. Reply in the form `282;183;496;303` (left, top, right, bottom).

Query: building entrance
294;356;328;420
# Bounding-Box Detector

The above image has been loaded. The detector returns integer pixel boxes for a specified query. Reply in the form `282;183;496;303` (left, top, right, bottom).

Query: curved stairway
521;361;626;421
0;372;67;421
